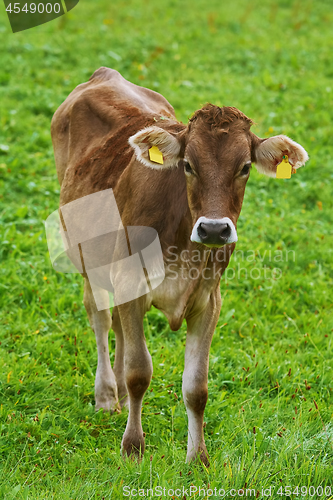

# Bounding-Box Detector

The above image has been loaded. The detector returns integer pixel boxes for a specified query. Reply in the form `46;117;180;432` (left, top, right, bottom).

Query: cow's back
51;67;176;203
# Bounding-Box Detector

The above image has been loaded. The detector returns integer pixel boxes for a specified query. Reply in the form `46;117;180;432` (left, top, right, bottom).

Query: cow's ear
129;126;184;169
251;133;309;177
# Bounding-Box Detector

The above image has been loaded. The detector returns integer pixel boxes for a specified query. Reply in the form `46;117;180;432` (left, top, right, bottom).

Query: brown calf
51;67;308;464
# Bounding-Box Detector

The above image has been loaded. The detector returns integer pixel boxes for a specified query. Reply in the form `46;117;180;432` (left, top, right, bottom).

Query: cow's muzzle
190;216;238;247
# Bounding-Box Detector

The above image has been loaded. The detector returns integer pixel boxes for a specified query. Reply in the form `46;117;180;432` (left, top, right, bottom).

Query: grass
0;0;333;497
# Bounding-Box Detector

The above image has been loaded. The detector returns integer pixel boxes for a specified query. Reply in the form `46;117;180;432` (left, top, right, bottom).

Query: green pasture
0;0;333;497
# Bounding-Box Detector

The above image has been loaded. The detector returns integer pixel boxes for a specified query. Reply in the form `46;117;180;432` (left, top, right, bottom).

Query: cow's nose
197;222;231;246
190;217;238;246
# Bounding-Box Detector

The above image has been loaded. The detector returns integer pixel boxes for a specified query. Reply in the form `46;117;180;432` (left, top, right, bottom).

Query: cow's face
129;105;308;248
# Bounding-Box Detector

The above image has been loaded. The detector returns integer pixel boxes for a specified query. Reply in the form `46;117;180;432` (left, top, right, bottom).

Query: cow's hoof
121;431;145;460
95;378;120;413
95;397;121;414
198;448;210;467
186;446;210;467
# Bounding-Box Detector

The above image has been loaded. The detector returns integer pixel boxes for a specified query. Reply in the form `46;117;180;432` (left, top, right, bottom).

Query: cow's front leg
183;287;221;465
118;299;152;460
83;279;119;412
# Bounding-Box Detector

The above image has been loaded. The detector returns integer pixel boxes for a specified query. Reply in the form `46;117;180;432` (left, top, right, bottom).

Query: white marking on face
190;216;238;245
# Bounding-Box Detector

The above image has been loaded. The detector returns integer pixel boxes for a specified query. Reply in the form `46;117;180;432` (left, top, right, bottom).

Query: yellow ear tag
276;155;292;179
148;145;164;165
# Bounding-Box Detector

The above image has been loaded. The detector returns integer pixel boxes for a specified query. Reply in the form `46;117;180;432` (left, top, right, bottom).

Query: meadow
0;0;333;498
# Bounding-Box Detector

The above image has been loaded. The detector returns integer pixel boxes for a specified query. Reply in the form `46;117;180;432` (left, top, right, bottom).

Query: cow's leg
118;300;152;459
183;287;221;465
83;279;119;412
111;306;128;408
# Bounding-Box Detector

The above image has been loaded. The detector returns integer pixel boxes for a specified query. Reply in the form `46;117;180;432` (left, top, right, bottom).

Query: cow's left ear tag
149;145;164;165
276;155;292;179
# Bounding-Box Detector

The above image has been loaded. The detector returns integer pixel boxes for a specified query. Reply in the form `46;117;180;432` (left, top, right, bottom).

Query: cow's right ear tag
276;155;292;179
149;145;164;165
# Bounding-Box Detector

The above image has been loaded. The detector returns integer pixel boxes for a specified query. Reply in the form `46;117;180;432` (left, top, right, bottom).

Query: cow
51;67;308;465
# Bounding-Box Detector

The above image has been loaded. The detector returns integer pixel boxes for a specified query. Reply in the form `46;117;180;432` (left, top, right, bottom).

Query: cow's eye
240;163;251;176
184;160;193;175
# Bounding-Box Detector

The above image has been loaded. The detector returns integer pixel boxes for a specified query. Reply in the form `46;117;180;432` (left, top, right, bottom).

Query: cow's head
129;105;308;247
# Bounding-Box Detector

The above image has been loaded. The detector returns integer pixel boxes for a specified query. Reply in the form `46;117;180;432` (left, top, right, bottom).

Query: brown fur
189;103;253;129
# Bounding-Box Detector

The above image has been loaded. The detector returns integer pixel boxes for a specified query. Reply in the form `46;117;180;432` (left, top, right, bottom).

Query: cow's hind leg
83;279;119;412
111;306;128;408
118;300;152;460
183;287;221;466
